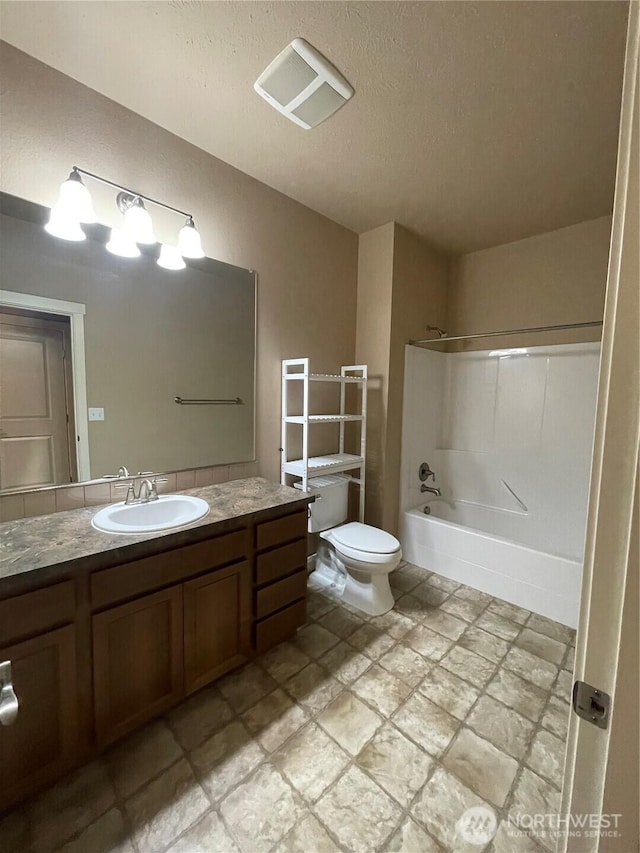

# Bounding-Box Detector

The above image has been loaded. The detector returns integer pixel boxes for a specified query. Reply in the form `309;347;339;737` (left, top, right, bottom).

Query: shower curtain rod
409;320;603;346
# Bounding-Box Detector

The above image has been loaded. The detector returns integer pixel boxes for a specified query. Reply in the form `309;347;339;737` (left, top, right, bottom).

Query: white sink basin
91;495;210;534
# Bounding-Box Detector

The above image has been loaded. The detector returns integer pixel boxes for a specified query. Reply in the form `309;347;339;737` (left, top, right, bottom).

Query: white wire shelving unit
281;358;367;522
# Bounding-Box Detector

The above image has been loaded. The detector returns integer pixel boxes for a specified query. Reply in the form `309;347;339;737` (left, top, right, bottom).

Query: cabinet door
184;560;251;695
0;625;78;811
93;586;183;747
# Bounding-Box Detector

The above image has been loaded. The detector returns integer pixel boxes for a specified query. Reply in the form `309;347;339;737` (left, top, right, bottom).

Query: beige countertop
0;477;310;592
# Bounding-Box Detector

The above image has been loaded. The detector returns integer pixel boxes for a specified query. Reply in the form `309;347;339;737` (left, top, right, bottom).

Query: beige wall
0;43;358;484
448;216;612;349
356;223;448;532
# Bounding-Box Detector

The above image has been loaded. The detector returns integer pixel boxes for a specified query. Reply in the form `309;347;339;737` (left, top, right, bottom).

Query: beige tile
515;628;566;665
421;608;468;640
55;486;85;513
476;611;521;641
106;721;183;799
492;819;546;852
351;664;411;717
508;768;561;852
190;720;264;803
217;662;277;712
306;592;336;621
459;626;510;663
540;694;570;740
0;493;25;521
418;665;479;720
390;567;424;594
125;758;210;853
454;586;493;605
272;722;349;802
444;728;518;807
294;623;340;658
24;489;56;517
319;641;372;684
167;686;235;752
486;668;549;722
349;623;396;659
564;644;576;670
57;808;135;853
412;582;449;607
84;483;112;506
412;766;495;853
378;643;431;687
426;574;460;593
387;817;443;852
317;692;382;755
259;641;311;683
315;766;403;853
369;607;416;638
279;815;340;852
404;624;453;661
155;473;177;494
210;465;230;484
393;592;430;622
393;693;459;756
165;810;239;853
227;461;258;480
526;729;566;789
488;599;531;625
441;646;497;688
440;595;486;622
503;647;558;690
467;695;535;760
319;607;365;639
527;613;576;646
29;760;116;852
357;723;434;806
194;467;214;486
553;668;573;699
241;688;308;752
284;662;344;712
219;763;303;853
176;469;196;490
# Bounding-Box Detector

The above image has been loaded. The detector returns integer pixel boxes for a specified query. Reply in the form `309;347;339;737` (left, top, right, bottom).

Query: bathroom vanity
0;477;311;812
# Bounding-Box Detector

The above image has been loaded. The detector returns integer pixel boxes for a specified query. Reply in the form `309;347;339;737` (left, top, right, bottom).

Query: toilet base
342;568;395;617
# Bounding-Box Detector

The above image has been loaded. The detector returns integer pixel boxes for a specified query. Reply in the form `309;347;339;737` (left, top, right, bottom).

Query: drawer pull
0;661;19;726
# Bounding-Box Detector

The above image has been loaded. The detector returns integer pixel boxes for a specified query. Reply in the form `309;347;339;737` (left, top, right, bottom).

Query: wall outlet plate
88;407;104;421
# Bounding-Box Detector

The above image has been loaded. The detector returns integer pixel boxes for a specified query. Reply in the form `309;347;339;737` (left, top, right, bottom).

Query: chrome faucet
116;465;130;477
116;477;165;505
421;484;441;496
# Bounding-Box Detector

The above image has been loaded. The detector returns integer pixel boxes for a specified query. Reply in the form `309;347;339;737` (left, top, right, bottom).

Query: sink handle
0;661;19;726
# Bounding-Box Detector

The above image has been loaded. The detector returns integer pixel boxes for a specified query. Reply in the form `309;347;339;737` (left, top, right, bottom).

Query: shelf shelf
282;453;364;477
284;373;365;384
284;414;363;424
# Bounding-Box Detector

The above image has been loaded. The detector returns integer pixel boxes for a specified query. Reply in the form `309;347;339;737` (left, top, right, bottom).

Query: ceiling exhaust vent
254;38;354;130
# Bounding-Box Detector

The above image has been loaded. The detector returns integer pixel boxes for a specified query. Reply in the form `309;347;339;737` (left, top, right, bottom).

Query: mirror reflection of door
0;309;77;492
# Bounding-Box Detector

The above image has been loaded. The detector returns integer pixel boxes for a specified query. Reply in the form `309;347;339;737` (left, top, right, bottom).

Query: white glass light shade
106;227;141;258
157;244;186;271
44;204;86;242
177;218;205;259
122;200;156;244
58;174;96;223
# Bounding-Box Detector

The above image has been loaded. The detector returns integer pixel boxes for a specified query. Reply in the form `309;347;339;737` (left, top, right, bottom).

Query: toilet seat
331;522;400;555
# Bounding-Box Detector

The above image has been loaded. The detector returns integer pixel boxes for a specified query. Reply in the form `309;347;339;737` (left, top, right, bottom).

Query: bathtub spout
421;484;441;496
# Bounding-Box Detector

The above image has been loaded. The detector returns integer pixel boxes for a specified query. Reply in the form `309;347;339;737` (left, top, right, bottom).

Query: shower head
426;325;448;338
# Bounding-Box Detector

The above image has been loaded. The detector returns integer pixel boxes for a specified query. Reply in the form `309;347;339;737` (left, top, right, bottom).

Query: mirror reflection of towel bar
174;396;243;405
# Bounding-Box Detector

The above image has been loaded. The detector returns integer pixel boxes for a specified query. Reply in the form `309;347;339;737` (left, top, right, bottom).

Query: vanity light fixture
45;167;206;270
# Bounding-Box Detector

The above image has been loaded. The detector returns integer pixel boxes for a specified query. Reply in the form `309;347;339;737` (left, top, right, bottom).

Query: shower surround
399;342;600;626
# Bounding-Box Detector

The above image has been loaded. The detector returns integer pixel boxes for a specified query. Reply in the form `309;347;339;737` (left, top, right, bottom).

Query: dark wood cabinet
93;586;183;746
184;560;251;695
0;625;78;808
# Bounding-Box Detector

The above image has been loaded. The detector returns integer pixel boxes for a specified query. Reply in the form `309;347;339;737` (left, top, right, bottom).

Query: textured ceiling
0;1;628;253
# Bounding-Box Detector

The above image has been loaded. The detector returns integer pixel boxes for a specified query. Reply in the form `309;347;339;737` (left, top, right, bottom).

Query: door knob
0;661;19;726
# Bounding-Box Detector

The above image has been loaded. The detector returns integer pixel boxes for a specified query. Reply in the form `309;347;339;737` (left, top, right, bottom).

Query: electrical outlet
88;407;104;421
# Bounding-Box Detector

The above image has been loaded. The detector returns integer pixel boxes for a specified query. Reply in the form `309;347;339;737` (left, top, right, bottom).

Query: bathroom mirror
0;192;256;492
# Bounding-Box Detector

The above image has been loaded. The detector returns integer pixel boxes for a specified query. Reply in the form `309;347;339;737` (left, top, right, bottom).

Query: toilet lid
332;522;400;554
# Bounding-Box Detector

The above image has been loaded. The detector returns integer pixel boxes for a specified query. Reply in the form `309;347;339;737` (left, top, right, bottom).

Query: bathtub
399;501;582;627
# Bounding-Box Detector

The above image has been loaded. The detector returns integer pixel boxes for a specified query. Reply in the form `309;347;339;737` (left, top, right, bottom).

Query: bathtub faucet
421;484;441;496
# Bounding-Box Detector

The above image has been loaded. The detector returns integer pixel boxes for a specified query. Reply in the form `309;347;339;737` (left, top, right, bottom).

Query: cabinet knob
0;661;19;726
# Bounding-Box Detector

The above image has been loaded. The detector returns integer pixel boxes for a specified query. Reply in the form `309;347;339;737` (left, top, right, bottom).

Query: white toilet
300;474;402;616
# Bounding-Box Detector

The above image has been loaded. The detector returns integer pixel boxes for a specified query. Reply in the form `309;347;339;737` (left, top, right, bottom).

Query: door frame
0;289;90;480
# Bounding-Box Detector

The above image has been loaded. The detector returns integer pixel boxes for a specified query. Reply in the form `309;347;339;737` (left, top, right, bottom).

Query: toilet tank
295;474;350;532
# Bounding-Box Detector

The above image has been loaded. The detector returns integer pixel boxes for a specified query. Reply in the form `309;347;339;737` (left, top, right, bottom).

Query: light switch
88;407;105;421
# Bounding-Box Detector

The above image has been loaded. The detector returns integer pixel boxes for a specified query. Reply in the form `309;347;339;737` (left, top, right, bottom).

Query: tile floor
2;563;576;853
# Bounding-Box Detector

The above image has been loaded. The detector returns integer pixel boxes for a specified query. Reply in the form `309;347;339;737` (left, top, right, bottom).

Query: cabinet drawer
91;529;249;609
255;599;306;654
256;539;307;586
0;581;75;646
256;569;307;620
256;510;307;551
